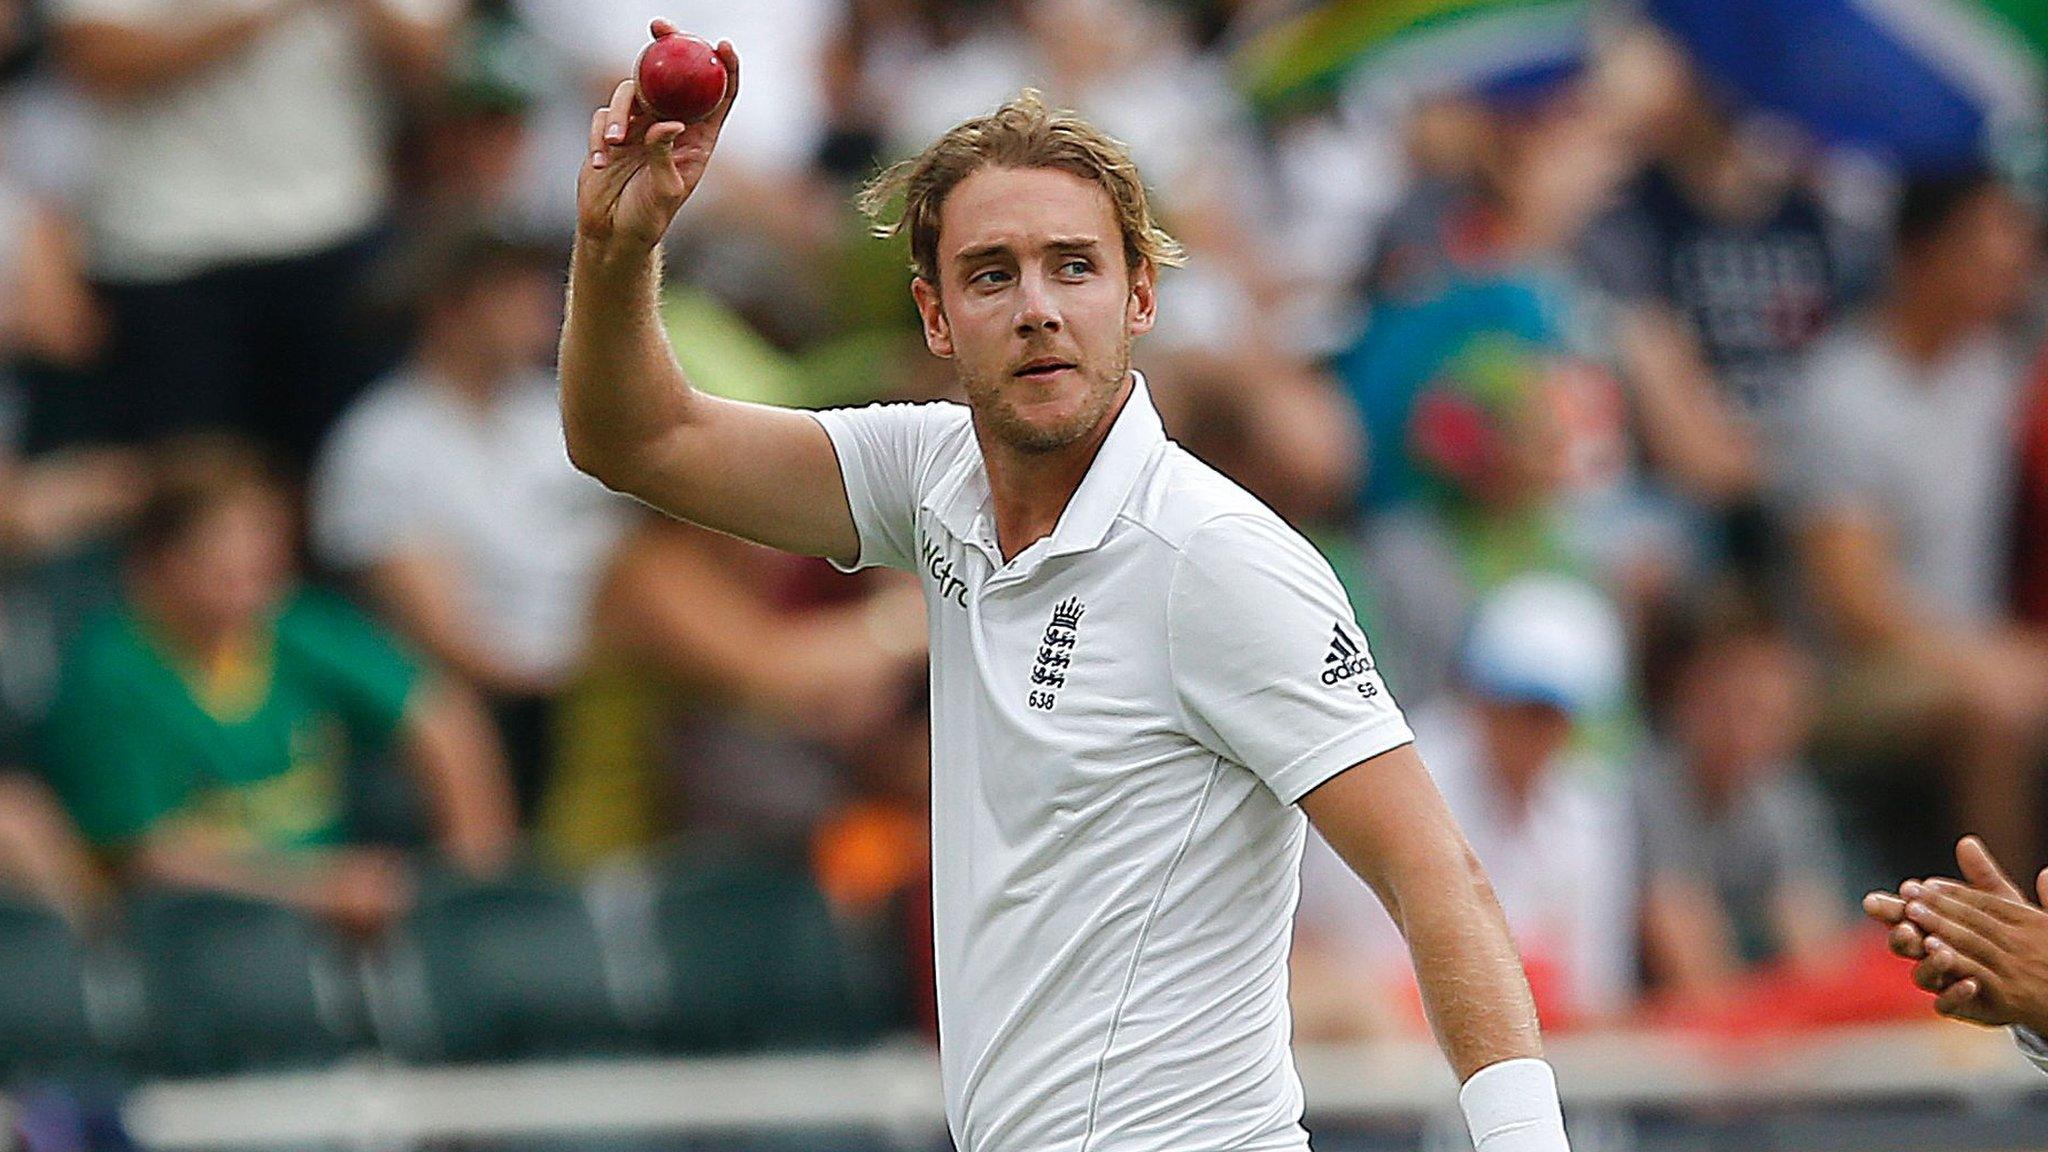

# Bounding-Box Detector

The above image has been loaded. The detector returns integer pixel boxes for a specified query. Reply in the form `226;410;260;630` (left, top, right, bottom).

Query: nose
1014;271;1062;337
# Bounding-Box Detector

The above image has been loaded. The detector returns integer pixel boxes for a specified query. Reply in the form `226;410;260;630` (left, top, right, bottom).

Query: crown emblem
1050;598;1086;630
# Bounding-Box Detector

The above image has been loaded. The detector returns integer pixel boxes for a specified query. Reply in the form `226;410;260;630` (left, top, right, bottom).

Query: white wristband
1458;1057;1570;1151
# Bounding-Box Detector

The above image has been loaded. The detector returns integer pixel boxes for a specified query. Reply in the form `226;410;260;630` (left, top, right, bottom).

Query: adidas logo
1320;623;1373;685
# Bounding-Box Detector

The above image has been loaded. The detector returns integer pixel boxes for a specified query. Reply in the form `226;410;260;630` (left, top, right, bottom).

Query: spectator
0;142;143;928
39;436;517;937
1584;30;1852;508
405;10;551;216
550;518;926;863
1296;574;1636;1031
0;158;98;374
47;0;461;464
1336;77;1648;700
1634;603;1850;1001
0;428;142;925
1782;169;2046;873
311;220;631;823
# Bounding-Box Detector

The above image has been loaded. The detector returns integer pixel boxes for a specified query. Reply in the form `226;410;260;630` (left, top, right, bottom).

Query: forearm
364;556;544;695
560;240;698;492
1392;844;1545;1080
1642;882;1743;994
403;683;518;874
1800;516;1955;657
57;11;283;97
1617;310;1761;504
131;835;340;908
1303;753;1566;1149
351;0;452;93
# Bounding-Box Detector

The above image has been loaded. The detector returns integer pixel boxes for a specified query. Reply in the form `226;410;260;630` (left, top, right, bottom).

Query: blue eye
970;268;1011;286
1059;259;1092;276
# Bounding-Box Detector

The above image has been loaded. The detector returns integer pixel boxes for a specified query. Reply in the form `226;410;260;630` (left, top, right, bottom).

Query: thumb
1958;835;2024;901
2036;867;2048;908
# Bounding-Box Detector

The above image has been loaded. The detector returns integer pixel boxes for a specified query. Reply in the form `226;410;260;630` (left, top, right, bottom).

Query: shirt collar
921;371;1168;563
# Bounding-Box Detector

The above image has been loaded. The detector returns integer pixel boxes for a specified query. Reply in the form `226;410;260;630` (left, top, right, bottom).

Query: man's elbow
563;426;641;496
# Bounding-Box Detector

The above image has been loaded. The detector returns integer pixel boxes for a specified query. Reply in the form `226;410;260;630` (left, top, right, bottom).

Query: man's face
451;261;562;371
1945;188;2041;329
911;165;1156;454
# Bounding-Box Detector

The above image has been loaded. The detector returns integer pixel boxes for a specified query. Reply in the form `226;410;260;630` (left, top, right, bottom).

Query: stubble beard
962;340;1132;456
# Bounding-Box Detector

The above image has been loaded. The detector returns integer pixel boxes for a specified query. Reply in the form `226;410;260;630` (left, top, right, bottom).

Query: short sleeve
811;401;965;573
308;404;415;571
37;620;183;846
1168;514;1414;805
1755;772;1848;893
280;590;423;751
1579;201;1664;305
1777;347;1887;521
1632;754;1710;882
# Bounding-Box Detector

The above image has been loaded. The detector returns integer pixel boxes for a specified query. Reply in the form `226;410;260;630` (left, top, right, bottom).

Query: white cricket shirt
815;376;1414;1152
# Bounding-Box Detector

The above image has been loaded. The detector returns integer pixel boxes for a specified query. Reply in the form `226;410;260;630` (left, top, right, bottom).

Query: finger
2036;867;2048;907
650;17;677;39
588;106;610;169
1864;891;1908;923
1934;976;1983;1018
1889;920;1928;960
1925;879;2030;928
711;39;740;121
1908;895;2005;962
604;78;636;145
643;122;688;196
1957;835;2025;900
1912;951;1953;993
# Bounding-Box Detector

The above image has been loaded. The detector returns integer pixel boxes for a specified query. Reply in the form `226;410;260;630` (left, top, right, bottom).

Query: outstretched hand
1864;836;2048;1032
576;21;740;253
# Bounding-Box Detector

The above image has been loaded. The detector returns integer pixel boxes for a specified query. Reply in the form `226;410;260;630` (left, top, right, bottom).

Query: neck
980;374;1134;563
420;332;512;405
1883;287;1970;367
136;589;250;665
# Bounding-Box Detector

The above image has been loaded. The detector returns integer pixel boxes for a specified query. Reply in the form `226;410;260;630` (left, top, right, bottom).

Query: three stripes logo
1320;622;1374;686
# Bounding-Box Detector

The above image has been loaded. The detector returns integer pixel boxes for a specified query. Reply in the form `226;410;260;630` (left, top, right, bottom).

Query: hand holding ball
635;29;728;123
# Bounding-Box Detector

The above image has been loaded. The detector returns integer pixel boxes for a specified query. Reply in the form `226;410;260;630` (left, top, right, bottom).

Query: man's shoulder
59;607;152;682
1128;444;1306;556
1800;323;1894;394
815;397;974;463
328;372;447;451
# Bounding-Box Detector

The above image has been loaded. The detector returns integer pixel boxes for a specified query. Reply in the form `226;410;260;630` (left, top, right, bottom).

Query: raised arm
561;24;858;564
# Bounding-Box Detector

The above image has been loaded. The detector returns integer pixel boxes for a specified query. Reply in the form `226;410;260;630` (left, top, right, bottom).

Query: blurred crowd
0;0;2046;1077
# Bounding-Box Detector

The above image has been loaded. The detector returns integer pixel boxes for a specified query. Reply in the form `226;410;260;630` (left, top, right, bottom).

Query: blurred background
2;0;2048;1149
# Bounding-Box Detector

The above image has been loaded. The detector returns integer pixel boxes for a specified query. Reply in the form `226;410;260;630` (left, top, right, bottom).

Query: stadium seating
124;889;361;1077
372;873;627;1063
646;850;882;1054
0;897;100;1081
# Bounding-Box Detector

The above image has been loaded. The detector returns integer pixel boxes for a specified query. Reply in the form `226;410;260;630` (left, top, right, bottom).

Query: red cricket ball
635;31;727;123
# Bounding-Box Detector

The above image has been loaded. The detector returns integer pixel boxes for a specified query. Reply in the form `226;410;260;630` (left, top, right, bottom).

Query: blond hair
857;90;1187;285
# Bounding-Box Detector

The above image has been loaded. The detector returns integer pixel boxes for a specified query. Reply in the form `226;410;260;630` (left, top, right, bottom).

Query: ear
1127;258;1157;338
911;276;954;359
